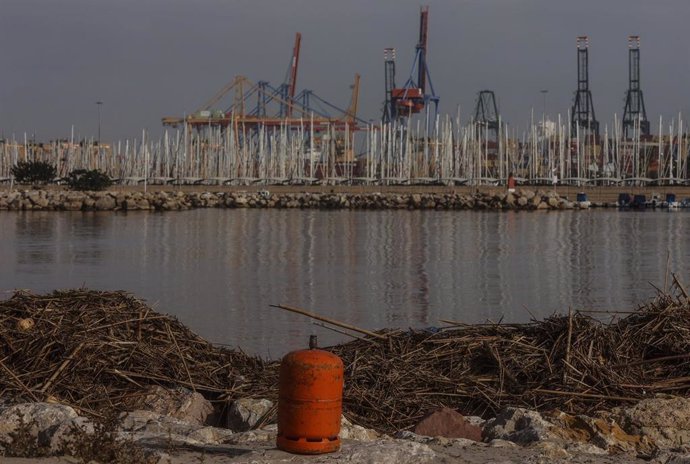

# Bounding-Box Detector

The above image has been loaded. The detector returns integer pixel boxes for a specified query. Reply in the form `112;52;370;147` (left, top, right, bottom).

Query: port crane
162;32;365;131
622;35;650;139
383;6;439;123
281;32;302;118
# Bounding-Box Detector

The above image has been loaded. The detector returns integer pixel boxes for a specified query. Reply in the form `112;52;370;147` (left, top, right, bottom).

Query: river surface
0;209;686;358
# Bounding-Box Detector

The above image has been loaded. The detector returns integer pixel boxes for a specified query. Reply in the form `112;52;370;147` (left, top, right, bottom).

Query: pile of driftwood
3;285;690;433
0;290;275;417
328;277;690;432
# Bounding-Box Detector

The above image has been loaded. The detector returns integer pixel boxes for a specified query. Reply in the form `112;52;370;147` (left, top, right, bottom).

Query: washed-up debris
327;277;690;432
4;283;690;436
0;290;275;416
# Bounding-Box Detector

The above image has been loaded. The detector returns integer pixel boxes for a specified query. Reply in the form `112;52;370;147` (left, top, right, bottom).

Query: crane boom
287;32;302;117
196;76;245;113
345;73;360;123
417;6;429;95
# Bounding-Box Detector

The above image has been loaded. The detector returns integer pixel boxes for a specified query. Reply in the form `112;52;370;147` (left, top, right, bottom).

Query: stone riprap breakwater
0;189;587;211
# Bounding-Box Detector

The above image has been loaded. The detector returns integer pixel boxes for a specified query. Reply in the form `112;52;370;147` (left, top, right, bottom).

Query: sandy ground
0;440;657;464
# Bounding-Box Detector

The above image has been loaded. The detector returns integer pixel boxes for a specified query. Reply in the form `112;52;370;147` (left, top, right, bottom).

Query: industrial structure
160;31;365;183
622;35;650;138
162;32;362;130
473;90;501;150
162;72;362;132
570;36;599;138
382;48;398;123
5;0;690;188
28;19;674;187
382;6;439;123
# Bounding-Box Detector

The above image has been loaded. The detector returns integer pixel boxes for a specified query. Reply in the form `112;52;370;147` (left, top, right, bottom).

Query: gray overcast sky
2;0;689;141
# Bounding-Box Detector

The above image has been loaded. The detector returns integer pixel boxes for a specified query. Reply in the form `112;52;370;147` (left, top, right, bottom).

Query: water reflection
15;212;56;267
1;209;690;357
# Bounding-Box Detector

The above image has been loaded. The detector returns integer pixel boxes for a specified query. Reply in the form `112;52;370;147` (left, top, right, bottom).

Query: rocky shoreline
4;393;690;463
5;288;690;463
0;188;595;211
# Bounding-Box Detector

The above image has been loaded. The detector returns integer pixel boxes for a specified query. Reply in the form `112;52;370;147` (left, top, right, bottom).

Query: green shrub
66;169;112;191
10;160;57;184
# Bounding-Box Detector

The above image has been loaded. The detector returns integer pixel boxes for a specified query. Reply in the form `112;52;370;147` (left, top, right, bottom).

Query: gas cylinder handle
309;335;318;349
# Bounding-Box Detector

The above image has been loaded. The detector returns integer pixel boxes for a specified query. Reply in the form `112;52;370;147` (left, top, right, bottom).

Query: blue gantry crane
383;6;439;123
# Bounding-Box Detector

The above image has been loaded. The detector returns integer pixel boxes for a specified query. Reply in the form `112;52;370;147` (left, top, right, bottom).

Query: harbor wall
0;189;586;211
1;184;686;205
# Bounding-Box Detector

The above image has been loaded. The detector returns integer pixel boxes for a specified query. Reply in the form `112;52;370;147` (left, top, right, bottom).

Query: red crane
286;32;302;117
388;6;437;118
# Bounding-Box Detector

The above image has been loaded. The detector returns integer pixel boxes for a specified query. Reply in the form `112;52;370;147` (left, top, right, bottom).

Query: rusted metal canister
277;336;344;454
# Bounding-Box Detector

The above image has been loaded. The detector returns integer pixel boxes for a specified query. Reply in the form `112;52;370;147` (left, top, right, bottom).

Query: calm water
0;209;686;358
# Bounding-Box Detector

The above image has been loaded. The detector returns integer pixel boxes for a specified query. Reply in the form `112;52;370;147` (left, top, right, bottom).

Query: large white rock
226;398;274;432
340;416;380;442
129;386;214;426
119;410;234;447
613;397;690;449
0;403;86;455
0;403;78;437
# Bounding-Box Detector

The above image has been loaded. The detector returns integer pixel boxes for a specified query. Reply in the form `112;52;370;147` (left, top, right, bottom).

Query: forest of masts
1;110;689;186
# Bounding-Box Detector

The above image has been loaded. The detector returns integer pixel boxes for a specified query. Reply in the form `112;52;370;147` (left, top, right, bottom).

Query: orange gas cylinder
277;335;344;454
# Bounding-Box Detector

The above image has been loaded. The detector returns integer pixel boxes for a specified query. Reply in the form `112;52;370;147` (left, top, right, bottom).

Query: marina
1;12;688;189
1;112;688;188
